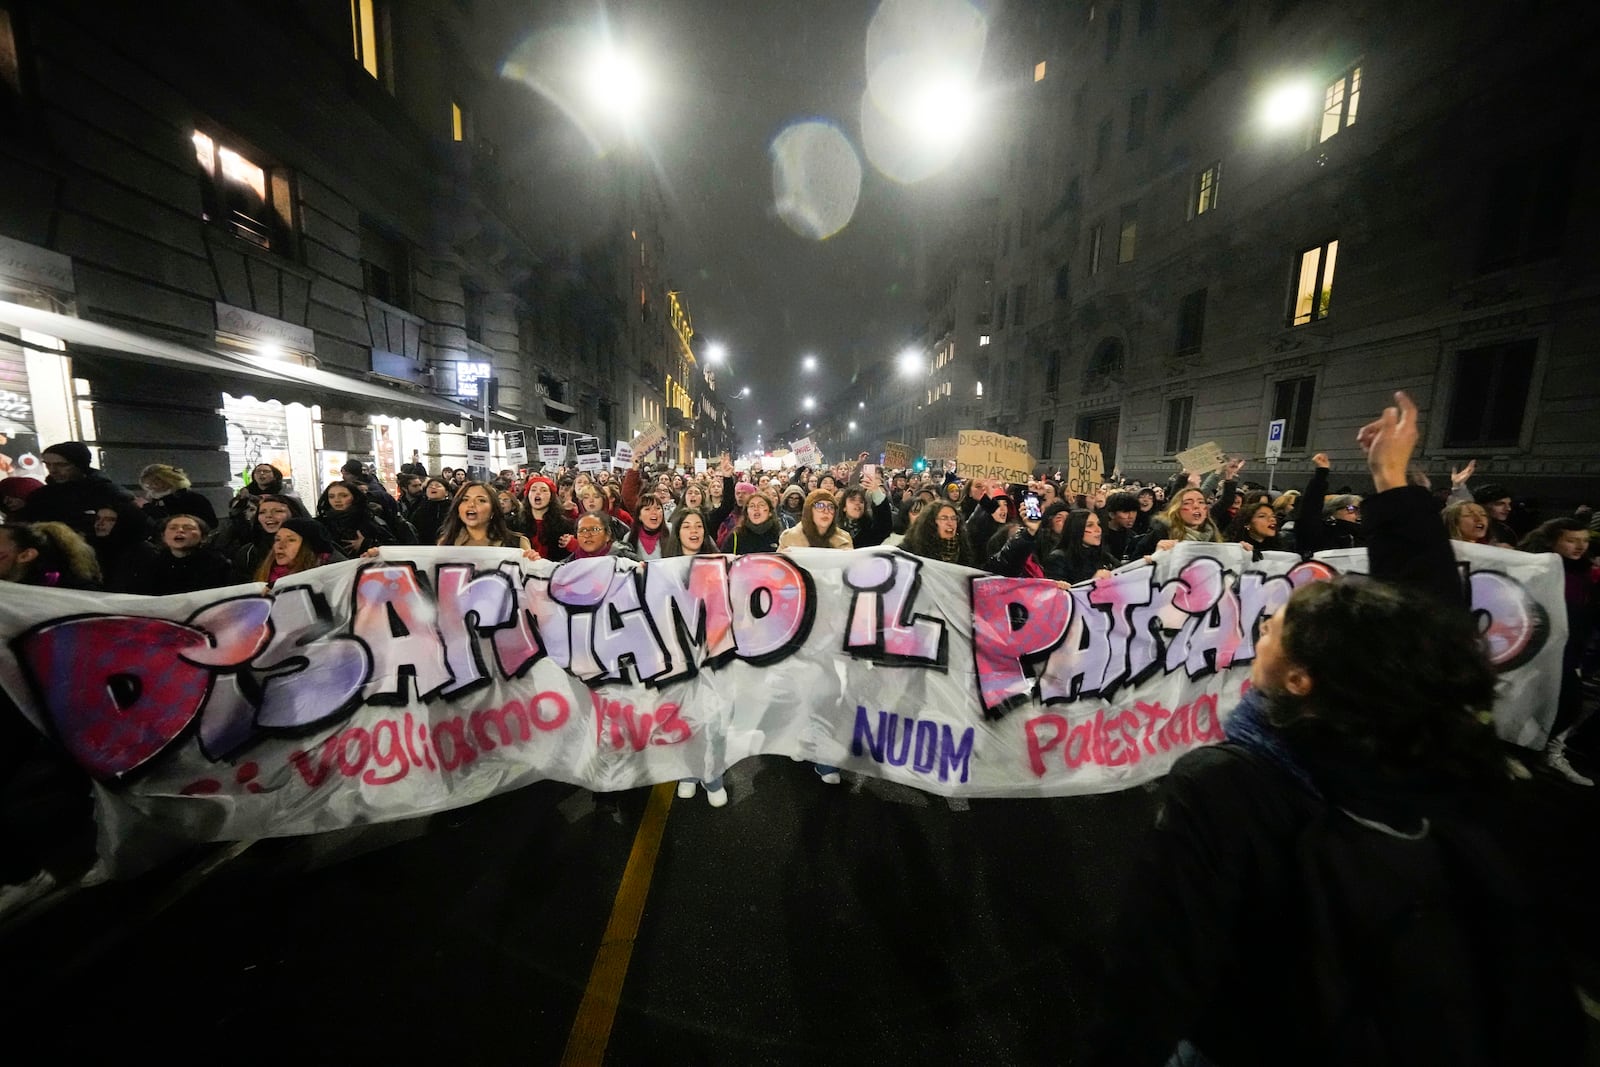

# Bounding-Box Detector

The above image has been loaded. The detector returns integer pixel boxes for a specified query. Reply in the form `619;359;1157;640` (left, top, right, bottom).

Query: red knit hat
523;475;558;500
0;476;44;503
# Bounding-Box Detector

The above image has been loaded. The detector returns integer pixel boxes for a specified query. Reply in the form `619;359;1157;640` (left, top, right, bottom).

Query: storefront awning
542;396;578;415
0;300;478;424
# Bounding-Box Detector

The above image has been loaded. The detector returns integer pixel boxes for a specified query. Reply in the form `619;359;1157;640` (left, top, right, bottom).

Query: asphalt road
4;751;1598;1065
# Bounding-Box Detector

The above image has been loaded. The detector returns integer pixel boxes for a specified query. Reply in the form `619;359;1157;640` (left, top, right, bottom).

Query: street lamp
1261;81;1314;131
738;386;751;398
849;420;858;432
705;342;727;365
802;354;817;373
587;44;647;124
898;347;923;377
803;396;815;411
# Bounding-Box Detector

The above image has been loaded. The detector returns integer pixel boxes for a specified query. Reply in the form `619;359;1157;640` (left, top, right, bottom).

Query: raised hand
1357;391;1420;493
1312;452;1330;470
1451;458;1477;487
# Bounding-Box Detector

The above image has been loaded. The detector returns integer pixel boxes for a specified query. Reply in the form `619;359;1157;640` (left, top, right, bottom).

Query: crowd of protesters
1;423;1597;950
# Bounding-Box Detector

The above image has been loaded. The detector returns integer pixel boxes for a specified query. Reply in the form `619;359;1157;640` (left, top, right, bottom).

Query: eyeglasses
577;526;606;535
1345;504;1361;513
812;502;836;512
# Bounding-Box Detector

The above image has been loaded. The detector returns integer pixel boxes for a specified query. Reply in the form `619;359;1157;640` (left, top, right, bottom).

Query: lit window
1319;65;1360;143
351;0;381;80
1117;206;1138;264
1291;239;1339;326
1191;161;1221;217
975;380;984;397
451;102;464;142
978;334;991;347
192;130;281;250
1034;61;1048;82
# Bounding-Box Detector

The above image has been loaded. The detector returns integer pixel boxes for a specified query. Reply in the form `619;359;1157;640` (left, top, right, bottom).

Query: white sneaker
1547;747;1594;787
676;780;696;799
818;771;842;785
705;784;728;807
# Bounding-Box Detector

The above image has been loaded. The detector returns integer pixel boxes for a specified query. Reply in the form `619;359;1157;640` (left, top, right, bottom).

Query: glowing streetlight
858;400;866;409
587;45;647;123
1261;81;1314;131
849;420;858;432
756;417;763;425
802;354;817;372
738;386;751;398
898;347;923;377
705;342;727;365
802;396;815;411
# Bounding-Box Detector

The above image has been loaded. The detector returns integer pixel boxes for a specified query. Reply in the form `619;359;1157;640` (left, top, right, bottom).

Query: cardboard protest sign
0;543;1562;873
1063;438;1105;497
924;437;957;462
955;430;1034;484
611;441;633;470
504;430;528;467
537;428;564;466
695;457;708;475
791;437;821;467
574;436;602;472
1174;441;1226;474
883;441;912;469
634;422;667;457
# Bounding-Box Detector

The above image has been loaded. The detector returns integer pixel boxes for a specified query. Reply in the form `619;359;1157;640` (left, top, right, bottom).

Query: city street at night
2;0;1600;1063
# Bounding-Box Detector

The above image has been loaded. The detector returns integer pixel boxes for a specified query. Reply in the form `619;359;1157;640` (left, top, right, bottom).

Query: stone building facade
0;0;675;505
906;0;1598;501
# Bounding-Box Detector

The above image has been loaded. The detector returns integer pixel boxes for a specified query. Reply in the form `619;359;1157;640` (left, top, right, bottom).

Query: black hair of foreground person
1082;392;1583;1067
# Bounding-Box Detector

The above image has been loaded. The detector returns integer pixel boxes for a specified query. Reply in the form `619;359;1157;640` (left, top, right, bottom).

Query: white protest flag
0;543;1562;869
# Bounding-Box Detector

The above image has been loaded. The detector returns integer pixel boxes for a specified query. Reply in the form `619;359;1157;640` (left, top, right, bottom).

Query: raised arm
1357;391;1463;606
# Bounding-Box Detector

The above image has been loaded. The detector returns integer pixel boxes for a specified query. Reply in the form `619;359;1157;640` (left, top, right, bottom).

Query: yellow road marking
561;783;677;1066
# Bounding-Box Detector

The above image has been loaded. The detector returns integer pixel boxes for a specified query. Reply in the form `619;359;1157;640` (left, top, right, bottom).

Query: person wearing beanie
523;474;575;560
255;517;338;585
777;483;806;530
20;441;135;536
0;475;44;521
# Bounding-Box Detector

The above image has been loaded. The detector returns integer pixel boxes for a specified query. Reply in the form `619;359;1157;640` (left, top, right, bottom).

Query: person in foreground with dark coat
1082;392;1583;1066
18;441;134;536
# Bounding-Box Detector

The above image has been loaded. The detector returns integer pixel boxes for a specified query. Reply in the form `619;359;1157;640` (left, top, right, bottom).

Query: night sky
621;0;986;438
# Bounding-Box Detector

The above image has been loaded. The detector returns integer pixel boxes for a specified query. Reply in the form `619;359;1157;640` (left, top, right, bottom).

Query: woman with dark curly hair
1086;393;1582;1067
901;501;975;567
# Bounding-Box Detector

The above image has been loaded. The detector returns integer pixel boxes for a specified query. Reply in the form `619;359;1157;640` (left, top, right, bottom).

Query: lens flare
860;0;987;183
770;120;863;240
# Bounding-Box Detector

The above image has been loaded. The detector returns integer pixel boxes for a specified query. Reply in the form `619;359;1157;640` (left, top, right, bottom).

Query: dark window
360;220;410;310
1104;6;1121;61
996;292;1008;331
1444;340;1536;447
464;287;484;343
1012;283;1027;327
1086;337;1124;389
1476;143;1577;273
1138;0;1158;34
1089;223;1105;275
1176;288;1206;355
1095;117;1112;170
1040;418;1055;459
1054;263;1071;300
1164;396;1193;454
1045;350;1061;394
1272;376;1316;450
1126;90;1147;150
1212;24;1238;66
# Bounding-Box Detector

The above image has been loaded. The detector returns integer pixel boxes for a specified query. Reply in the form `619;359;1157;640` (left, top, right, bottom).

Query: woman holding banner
1084;393;1582;1067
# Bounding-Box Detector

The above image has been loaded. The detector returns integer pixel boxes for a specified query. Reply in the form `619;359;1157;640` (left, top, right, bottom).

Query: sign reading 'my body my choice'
0;540;1563;872
956;430;1033;484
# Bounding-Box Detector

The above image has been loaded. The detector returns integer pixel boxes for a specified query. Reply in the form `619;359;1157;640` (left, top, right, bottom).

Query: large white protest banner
0;542;1562;866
